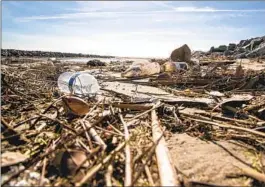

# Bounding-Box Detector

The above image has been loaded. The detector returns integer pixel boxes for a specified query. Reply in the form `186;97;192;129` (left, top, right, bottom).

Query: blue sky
2;1;265;57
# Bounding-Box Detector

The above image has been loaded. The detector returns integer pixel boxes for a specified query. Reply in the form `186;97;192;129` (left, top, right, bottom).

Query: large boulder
224;50;234;56
235;52;247;59
170;44;191;63
241;39;251;47
235;47;247;53
238;40;246;47
250;37;264;51
209;45;227;53
246;42;265;58
218;45;227;52
86;59;106;66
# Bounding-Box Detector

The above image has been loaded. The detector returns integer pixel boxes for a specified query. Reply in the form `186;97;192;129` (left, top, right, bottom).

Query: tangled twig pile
1;59;265;187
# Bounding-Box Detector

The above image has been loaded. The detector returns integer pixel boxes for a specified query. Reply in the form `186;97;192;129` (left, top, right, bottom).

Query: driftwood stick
30;95;65;129
80;120;94;149
113;103;153;111
132;127;171;186
82;99;101;120
141;156;155;186
181;108;257;126
119;112;132;186
127;102;163;123
105;163;113;187
1;118;30;143
94;126;124;137
187;117;265;138
39;157;47;186
39;114;78;135
234;165;265;183
151;110;179;186
75;141;126;186
199;112;257;126
82;120;107;150
13;116;39;129
244;102;265;112
132;141;157;186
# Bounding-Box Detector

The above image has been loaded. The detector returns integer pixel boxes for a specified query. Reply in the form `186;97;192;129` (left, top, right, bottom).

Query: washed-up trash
170;44;191;63
208;91;225;97
121;61;160;78
122;61;188;78
48;57;56;61
221;95;253;116
57;72;100;96
62;96;91;116
48;57;60;64
174;62;189;70
162;61;189;72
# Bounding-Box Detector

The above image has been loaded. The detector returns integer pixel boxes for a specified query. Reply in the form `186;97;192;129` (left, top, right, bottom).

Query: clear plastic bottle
57;72;100;96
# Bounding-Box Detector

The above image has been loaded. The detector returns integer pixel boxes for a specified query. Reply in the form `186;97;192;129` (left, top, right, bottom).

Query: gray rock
209;45;227;53
235;47;247;53
250;38;264;51
224;50;234;56
170;44;191;63
87;59;106;66
235;52;247;59
238;40;246;47
246;42;265;58
241;39;251;47
228;43;236;51
218;45;227;52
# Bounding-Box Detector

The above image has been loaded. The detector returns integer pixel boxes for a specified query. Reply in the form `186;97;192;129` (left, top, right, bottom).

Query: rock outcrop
209;35;265;59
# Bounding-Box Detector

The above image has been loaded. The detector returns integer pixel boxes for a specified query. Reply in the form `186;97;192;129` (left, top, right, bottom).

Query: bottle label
68;72;81;94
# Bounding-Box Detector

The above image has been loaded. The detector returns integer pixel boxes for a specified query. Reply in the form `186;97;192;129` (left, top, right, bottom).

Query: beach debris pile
1;44;265;187
121;44;193;78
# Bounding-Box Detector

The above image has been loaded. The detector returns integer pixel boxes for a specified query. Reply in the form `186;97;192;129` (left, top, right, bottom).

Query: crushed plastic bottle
57;72;100;96
162;61;189;72
121;61;161;78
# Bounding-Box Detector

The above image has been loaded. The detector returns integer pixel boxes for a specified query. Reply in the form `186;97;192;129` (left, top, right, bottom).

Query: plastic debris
121;61;161;78
57;72;100;96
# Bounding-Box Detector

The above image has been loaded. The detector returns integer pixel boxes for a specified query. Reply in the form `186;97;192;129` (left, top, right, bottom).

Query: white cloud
16;6;265;22
2;24;250;58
